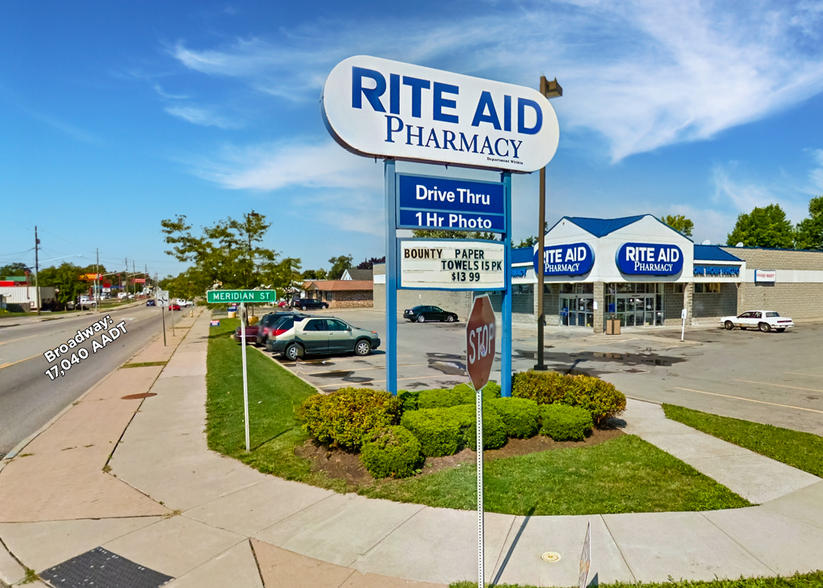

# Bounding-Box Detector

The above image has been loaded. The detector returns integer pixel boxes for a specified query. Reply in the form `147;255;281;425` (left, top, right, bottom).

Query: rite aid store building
510;214;823;333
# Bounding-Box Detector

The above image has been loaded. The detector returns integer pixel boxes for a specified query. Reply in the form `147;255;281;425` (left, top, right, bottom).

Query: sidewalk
1;310;822;587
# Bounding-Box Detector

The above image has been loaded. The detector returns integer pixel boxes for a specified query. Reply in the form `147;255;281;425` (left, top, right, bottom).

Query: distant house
303;280;373;308
341;268;373;281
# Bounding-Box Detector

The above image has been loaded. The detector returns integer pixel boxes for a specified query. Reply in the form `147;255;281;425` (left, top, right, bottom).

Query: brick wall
721;247;823;319
692;283;737;324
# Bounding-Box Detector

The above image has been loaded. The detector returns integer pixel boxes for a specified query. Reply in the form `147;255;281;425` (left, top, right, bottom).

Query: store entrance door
560;296;594;327
615;294;656;326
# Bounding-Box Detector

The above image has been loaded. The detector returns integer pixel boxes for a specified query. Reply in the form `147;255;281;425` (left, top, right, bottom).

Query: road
0;304;180;457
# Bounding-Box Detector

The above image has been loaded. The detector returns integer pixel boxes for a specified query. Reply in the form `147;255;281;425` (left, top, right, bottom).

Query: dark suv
290;298;329;310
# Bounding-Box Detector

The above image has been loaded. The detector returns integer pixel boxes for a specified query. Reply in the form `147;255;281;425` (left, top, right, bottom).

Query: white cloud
809;149;823;193
167;0;823;162
165;105;243;129
711;161;809;223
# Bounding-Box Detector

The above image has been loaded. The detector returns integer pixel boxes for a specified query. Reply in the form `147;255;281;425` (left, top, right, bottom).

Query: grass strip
206;318;345;492
359;434;750;515
450;570;823;588
121;361;168;369
663;404;823;477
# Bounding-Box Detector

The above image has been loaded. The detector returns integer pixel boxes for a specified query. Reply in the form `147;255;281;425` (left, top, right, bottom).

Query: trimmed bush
417;388;463;409
299;388;400;450
512;371;626;424
401;408;463;457
397;389;419;412
488;398;540;438
360;426;423;479
540;404;593;441
417;383;499;410
449;404;508;451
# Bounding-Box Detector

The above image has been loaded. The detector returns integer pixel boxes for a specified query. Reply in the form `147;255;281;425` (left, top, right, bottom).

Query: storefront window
695;283;721;293
605;283;665;327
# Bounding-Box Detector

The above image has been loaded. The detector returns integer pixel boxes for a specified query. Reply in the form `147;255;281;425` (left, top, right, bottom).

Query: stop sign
466;295;496;390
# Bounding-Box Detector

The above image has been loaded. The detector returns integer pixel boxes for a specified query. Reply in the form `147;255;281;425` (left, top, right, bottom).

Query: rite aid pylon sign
321;56;560;173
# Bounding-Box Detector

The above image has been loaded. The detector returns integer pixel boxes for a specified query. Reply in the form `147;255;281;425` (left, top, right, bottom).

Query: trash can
227;311;236;319
606;317;621;335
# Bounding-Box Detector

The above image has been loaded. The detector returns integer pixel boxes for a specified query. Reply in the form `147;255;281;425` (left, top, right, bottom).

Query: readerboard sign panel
533;243;595;276
321;55;560;173
398;239;505;291
206;290;276;304
397;174;505;233
616;243;683;276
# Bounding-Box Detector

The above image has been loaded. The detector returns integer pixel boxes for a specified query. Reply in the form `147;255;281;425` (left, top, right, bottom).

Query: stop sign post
466;294;496;588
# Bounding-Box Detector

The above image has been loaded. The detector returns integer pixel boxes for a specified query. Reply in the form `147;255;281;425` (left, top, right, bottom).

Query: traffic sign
207;290;276;304
466;295;496;391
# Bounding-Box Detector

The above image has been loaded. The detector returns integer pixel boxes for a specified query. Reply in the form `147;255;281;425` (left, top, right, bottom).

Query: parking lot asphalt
250;308;823;436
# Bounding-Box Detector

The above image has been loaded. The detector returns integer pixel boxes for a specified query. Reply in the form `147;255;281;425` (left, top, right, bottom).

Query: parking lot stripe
302;364;429;376
785;371;823;378
674;387;823;414
316;373;466;388
732;379;823;393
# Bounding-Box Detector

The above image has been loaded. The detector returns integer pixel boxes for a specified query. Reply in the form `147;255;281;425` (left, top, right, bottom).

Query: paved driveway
254;308;823;435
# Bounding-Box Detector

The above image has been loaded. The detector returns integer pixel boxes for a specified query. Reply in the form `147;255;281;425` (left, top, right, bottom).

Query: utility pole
34;226;41;315
133;260;136;298
125;257;128;300
95;248;100;313
534;76;562;371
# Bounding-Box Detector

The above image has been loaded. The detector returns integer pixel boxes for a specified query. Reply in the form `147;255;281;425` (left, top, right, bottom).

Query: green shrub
512;371;626;424
540;404;593;441
488;398;540;438
449;404;508;451
416;383;498;410
401;408;463;457
298;388;400;450
417;388;463;409
397;389;419;412
360;426;423;479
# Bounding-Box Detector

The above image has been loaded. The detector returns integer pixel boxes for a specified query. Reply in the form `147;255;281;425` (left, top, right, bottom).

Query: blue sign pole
385;159;398;395
501;172;512;398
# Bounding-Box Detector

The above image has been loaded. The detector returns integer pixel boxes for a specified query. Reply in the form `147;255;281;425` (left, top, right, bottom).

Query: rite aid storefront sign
616;243;684;276
533;243;595;276
321;56;560;172
397;175;505;232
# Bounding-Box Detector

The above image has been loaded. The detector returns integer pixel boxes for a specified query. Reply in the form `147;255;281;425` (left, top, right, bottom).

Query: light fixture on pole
535;76;562;371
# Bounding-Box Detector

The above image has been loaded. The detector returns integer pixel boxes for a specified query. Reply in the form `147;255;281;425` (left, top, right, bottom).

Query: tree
514;236;537;249
726;204;795;249
795;196;823;250
357;257;385;270
37;262;92;306
0;262;31;277
160;213;283;294
327;255;353;280
661;215;694;237
302;268;328;280
410;229;498;240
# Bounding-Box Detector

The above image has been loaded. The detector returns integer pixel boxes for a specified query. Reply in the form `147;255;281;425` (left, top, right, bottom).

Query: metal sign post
681;307;687;342
240;302;250;452
156;289;169;346
466;294;496;588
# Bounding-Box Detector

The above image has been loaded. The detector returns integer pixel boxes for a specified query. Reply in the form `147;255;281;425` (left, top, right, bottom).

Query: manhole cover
40;547;173;588
541;551;561;562
121;393;157;400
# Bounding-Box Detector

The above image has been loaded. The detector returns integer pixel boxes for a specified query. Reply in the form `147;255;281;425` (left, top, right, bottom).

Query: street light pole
534;76;562;371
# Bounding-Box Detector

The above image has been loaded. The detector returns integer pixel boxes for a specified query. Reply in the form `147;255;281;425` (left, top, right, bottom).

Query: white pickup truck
78;296;97;309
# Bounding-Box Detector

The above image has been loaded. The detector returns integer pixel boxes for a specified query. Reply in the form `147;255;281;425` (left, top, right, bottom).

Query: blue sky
2;0;823;277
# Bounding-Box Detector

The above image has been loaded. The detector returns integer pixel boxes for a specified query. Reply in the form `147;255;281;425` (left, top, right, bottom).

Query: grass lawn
663;404;823;478
206;318;750;515
449;570;823;588
205;318;346;492
360;434;750;515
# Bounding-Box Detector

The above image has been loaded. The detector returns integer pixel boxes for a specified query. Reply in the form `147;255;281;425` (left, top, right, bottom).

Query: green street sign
206;290;276;304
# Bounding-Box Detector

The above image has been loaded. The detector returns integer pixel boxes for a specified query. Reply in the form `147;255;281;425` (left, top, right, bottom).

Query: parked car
403;305;459;323
264;314;309;351
146;299;156;307
290;298;329;310
268;316;380;361
78;296;97;309
720;310;794;332
254;311;304;346
168;303;181;311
